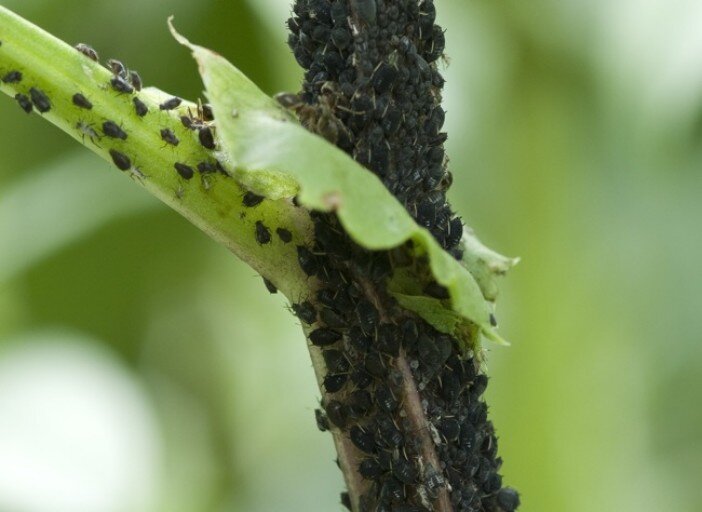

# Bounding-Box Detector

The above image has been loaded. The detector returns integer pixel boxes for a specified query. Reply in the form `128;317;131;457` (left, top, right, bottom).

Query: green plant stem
0;5;313;300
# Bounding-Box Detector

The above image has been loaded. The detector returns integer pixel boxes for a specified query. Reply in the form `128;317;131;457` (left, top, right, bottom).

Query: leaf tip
167;16;193;50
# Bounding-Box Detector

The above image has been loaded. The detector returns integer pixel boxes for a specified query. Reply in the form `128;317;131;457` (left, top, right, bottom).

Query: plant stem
0;5;313;300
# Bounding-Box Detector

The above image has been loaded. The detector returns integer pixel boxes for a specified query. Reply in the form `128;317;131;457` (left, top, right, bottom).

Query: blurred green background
1;1;701;511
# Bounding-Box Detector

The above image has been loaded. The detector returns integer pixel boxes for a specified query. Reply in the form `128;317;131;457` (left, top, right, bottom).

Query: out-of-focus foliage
0;1;700;512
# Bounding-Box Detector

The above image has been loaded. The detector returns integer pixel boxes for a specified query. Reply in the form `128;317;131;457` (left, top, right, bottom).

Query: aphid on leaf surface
174;162;194;180
29;87;51;113
14;93;32;114
109;149;131;171
201;103;214;121
106;58;127;77
160;128;179;146
242;191;264;207
102;120;127;140
159;97;182;111
132;97;148;117
74;43;99;61
2;70;22;83
180;115;195;130
276;227;292;243
72;93;92;110
128;70;142;91
262;277;277;294
255;221;271;245
110;76;133;94
198;126;216;150
197;161;216;174
76;120;101;146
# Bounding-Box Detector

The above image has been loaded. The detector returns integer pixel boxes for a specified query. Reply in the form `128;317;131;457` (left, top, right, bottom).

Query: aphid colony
2;41;221;182
287;0;464;259
285;1;520;511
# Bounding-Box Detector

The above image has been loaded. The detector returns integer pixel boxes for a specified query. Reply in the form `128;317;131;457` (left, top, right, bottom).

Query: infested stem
0;5;313;300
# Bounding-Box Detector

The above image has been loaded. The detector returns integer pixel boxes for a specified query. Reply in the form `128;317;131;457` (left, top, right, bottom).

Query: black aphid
174;162;194;180
29;87;51;113
323;373;347;393
102;120;127;140
374;384;398;413
325;400;348;429
340;492;351;511
292;301;316;324
14;93;32;114
160;128;179;146
72;93;92;110
263;277;277;294
276;227;292;243
201;103;214;121
109;149;131;171
2;70;22;83
128;70;142;91
359;459;383;479
197;161;216;174
496;488;521;511
297;246;318;276
309;328;341;347
315;409;329;432
110;76;133;94
322;349;349;373
198;126;216;150
320;308;345;328
159;97;182;110
132;97;148;117
74;43;99;61
180;115;195;130
393;459;418;484
106;58;127;77
350;426;376;454
348;390;372;416
242;191;264;207
255;221;272;245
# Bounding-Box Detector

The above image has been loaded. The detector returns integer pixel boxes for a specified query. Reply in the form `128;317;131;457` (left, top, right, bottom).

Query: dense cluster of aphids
286;0;462;257
284;1;519;511
1;40;223;184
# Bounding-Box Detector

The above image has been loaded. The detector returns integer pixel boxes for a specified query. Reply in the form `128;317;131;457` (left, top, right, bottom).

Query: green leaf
170;22;509;353
461;228;520;303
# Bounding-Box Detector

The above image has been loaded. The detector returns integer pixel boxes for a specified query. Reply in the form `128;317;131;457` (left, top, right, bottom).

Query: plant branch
0;5;313;300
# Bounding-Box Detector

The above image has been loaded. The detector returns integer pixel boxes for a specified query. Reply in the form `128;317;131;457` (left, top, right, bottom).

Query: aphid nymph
132;97;148;117
102;120;127;140
2;70;22;84
72;93;93;110
159;97;182;111
74;43;99;61
109;149;131;171
174;162;194;180
29;87;51;113
160;128;179;146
